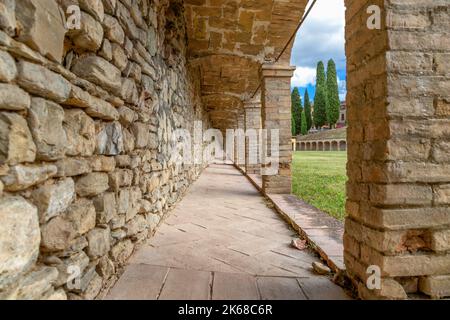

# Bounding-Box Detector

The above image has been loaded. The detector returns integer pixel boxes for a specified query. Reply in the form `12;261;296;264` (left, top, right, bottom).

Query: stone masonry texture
0;0;448;300
344;0;450;299
0;0;211;300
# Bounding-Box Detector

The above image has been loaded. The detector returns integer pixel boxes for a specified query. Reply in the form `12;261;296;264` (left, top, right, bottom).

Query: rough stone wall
0;0;210;300
344;0;450;299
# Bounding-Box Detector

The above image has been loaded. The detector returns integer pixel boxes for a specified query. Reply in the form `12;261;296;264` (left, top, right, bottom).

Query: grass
292;151;348;221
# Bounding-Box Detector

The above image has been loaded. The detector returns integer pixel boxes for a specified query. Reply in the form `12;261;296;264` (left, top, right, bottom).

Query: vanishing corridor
106;165;350;300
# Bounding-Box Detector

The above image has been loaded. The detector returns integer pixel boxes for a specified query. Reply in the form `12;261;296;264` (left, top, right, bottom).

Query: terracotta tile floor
105;164;350;300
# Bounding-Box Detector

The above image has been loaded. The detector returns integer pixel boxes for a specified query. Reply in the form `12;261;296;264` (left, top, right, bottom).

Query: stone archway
339;140;347;151
318;141;324;151
331;141;338;151
324;141;331;151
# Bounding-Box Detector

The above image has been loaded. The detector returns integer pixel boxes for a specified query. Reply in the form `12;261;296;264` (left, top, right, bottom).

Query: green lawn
292;151;348;221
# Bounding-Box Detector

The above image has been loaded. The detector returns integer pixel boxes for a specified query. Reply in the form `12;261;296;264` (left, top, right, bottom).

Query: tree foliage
301;110;307;135
303;89;312;131
316;61;326;88
291;87;303;135
313;61;328;129
326;59;340;128
314;84;328;129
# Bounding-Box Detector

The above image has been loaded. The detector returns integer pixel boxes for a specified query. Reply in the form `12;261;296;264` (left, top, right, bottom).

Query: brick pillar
244;102;261;175
344;0;450;299
260;64;295;194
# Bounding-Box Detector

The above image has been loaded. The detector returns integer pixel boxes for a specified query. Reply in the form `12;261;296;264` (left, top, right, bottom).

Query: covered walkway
106;164;350;300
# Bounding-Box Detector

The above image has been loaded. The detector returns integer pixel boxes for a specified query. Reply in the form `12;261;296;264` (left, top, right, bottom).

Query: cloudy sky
290;0;346;102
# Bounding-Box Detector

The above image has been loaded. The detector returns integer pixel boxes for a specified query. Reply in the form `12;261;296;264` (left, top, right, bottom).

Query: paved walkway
106;164;350;300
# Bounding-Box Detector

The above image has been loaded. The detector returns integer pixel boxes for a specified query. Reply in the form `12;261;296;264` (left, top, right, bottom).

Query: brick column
244;101;261;175
260;64;295;194
344;0;450;299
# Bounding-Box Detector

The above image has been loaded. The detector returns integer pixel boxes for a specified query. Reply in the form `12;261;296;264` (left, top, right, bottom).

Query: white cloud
291;66;316;87
338;76;347;101
290;0;346;70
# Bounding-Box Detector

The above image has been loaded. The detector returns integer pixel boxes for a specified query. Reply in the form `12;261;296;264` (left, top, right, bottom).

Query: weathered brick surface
260;64;295;195
344;0;450;299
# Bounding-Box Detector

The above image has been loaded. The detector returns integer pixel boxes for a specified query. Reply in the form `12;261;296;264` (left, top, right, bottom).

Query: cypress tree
313;61;328;129
304;89;312;131
326;59;340;128
314;84;328;129
316;61;326;88
301;110;307;135
291;116;296;136
291;87;302;135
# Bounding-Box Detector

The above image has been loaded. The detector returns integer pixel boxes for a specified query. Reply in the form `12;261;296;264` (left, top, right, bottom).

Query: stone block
370;184;433;206
0;196;40;289
1;164;57;191
0;0;16;36
110;239;133;265
131;122;150;149
90;155;116;172
85;96;119;121
0;84;31;111
17;61;71;103
0;112;36;165
0;50;16;82
54;251;90;287
71;55;122;94
79;0;105;22
96;121;124;156
40;215;77;252
111;42;128;71
103;14;125;44
75;172;110;197
31;178;75;223
86;228;111;258
15;266;58;300
96;256;115;278
15;0;66;62
419;275;450;299
358;278;407;300
430;230;450;252
64;109;96;157
434;184;450;205
28;98;67;161
55;158;92;177
92;192;116;224
64;85;92;109
66;198;97;236
69;11;104;52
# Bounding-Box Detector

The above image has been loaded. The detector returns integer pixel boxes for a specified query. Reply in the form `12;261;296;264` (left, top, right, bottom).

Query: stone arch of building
331;140;338;151
318;141;324;151
202;93;244;129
